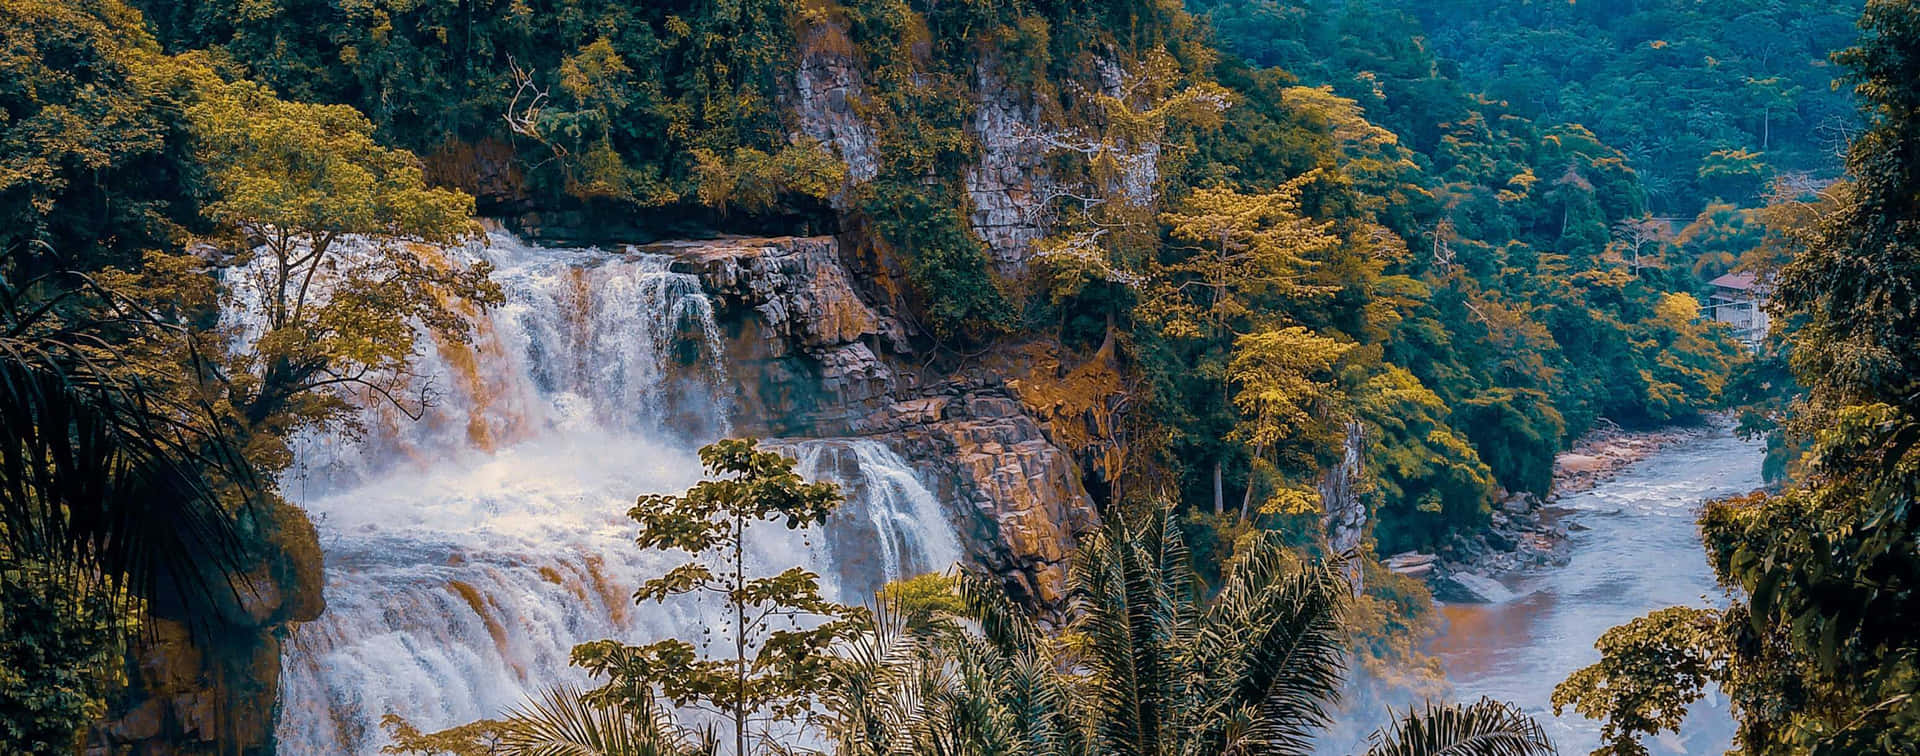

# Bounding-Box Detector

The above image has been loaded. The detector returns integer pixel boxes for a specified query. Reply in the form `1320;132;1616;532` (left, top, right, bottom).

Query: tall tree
1228;327;1353;521
571;439;851;756
182;61;498;435
100;55;503;470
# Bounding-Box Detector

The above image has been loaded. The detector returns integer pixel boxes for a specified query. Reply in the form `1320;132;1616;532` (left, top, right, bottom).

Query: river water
1429;429;1766;754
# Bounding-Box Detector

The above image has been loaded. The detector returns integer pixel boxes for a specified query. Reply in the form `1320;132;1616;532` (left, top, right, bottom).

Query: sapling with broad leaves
572;438;855;756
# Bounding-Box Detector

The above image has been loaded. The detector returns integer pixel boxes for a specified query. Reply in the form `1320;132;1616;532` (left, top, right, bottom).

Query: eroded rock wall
90;501;324;755
792;18;880;190
663;235;1098;606
965;52;1057;276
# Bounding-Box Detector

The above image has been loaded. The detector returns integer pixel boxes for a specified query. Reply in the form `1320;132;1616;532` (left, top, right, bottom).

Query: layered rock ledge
656;235;1101;607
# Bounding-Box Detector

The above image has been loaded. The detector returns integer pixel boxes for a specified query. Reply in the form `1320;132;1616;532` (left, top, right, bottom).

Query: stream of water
1429;429;1766;754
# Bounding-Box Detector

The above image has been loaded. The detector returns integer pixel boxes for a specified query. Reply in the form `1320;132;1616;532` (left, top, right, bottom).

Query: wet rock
1385;552;1437;578
665;236;881;353
1437;572;1517;604
1499;491;1539;515
893;402;1097;609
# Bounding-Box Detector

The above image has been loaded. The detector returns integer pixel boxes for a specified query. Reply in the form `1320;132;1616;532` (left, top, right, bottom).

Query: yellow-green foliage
0;565;137;755
1149;180;1339;342
1355;366;1498;553
1229;326;1354;517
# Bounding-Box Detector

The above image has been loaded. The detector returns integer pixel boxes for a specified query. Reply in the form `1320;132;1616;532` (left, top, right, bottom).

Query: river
1428;428;1766;754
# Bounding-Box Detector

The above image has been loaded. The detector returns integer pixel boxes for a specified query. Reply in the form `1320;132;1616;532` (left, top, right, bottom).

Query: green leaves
1550;607;1726;756
579;439;853;754
1365;697;1557;756
0;564;137;755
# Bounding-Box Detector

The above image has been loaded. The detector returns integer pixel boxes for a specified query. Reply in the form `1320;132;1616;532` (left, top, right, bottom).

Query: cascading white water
781;439;965;603
265;232;963;755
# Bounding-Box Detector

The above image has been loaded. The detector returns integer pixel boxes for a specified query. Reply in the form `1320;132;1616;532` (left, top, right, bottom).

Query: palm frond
0;274;258;621
821;598;935;756
1072;518;1175;756
958;570;1043;655
501;684;709;756
1364;697;1557;756
1188;534;1349;756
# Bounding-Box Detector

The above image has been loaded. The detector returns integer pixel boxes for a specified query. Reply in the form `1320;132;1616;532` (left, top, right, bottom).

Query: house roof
1709;271;1760;291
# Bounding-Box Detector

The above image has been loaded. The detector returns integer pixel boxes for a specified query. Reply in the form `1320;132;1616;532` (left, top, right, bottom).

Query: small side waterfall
783;439;965;602
269;233;963;754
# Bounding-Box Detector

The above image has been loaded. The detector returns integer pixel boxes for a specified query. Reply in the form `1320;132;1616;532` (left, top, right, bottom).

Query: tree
571;439;852;756
1551;607;1725;756
184;61;498;433
1606;216;1671;274
1148;181;1340;515
0;563;135;754
1030;49;1232;312
1152;181;1338;345
1365;698;1557;756
1354;366;1499;554
1228;327;1354;520
0;0;197;275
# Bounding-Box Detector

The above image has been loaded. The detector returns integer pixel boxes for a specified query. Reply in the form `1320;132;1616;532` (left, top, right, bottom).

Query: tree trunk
734;515;748;756
1212;462;1224;515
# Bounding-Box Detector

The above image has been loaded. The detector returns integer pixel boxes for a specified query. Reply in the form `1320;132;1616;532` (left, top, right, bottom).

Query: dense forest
2;0;1914;754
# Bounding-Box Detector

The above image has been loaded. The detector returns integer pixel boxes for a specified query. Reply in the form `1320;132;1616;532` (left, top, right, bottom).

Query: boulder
1437;572;1517;604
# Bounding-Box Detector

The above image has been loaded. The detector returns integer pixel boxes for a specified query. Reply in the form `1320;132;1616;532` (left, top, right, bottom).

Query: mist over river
1430;428;1766;754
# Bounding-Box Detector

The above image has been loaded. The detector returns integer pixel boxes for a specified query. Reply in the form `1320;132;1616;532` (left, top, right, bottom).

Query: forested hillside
1197;0;1861;212
21;0;1753;555
1;0;1883;754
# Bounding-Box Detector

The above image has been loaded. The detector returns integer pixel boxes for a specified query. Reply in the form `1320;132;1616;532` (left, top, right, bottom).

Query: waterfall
270;232;963;755
781;439;965;602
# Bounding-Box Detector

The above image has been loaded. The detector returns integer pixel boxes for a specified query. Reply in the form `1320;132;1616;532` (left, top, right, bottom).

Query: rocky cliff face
667;235;1099;606
965;52;1057;275
792;19;880;192
91;501;325;755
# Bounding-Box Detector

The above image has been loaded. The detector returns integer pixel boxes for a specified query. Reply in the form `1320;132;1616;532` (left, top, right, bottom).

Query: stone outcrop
965;52;1056;274
663;236;883;353
889;389;1097;609
792;18;880;189
90;500;325;755
661;236;902;437
659;235;1099;606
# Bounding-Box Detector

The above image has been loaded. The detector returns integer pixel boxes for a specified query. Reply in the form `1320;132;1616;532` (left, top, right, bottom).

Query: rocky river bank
1425;423;1765;752
1396;418;1729;603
